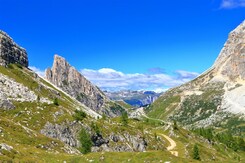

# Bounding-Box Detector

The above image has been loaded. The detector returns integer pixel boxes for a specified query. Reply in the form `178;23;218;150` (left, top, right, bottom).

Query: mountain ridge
147;20;245;130
105;90;160;107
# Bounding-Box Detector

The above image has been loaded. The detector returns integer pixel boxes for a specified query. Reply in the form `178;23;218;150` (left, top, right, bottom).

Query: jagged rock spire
45;55;124;117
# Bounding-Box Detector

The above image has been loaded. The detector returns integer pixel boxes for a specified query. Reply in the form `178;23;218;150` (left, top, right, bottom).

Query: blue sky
0;0;244;92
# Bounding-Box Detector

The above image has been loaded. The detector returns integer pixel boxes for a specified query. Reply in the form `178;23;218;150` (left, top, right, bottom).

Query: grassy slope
115;100;133;110
0;65;179;162
0;65;81;161
147;74;245;133
146;95;180;120
2;114;240;163
0;65;244;162
145;78;245;162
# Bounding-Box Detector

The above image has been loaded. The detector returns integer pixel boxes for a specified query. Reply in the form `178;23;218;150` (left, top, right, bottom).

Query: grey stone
41;122;80;147
0;99;15;110
45;55;123;117
110;134;119;142
0;30;28;67
0;143;13;151
213;21;245;80
109;133;147;152
0;73;37;103
91;133;109;147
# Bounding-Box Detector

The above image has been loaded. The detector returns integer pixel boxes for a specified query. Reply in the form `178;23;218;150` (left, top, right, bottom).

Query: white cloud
220;0;245;9
29;66;199;92
175;70;199;79
81;68;199;92
153;88;169;93
29;66;45;77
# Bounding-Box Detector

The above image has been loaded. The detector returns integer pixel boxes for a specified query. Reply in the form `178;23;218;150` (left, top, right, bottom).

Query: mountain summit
45;55;125;117
0;30;28;67
147;20;245;130
212;20;245;81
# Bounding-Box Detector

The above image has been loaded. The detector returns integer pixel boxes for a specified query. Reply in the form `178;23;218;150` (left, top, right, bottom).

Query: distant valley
104;90;160;107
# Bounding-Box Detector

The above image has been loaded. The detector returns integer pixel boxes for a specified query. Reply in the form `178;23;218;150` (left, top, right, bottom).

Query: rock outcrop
0;73;40;110
0;143;13;153
0;30;28;67
45;55;124;117
92;132;147;152
0;98;15;110
41;122;80;147
212;20;245;81
41;122;148;153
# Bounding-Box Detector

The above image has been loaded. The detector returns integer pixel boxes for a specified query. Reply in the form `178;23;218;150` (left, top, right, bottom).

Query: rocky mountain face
147;21;245;131
46;55;124;117
0;31;37;111
0;30;28;67
212;21;245;81
105;90;160;107
0;31;161;160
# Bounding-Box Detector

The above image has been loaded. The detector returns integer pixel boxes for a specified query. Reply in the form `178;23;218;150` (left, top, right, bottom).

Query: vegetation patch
73;110;87;122
79;128;92;154
146;95;180;120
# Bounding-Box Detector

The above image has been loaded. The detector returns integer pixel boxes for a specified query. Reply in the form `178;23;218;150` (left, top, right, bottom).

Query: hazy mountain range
104;90;160;107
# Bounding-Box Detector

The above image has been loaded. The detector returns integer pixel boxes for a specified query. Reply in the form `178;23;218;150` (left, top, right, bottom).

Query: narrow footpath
160;134;178;157
136;107;179;157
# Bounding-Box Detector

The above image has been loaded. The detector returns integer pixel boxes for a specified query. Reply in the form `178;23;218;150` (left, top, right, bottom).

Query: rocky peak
212;20;245;81
45;55;112;115
0;30;28;67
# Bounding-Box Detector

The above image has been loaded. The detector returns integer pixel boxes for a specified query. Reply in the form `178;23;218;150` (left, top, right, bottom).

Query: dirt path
136;107;170;124
160;134;179;157
134;107;179;157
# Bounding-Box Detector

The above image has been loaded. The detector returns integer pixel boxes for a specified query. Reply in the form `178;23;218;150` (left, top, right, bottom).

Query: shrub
7;64;14;69
76;95;81;101
121;111;128;126
102;113;107;120
194;128;213;142
91;122;100;134
62;80;68;86
173;120;178;130
73;110;87;122
216;132;240;151
37;95;40;102
154;132;158;141
237;137;245;151
16;63;23;69
53;98;59;106
79;128;92;154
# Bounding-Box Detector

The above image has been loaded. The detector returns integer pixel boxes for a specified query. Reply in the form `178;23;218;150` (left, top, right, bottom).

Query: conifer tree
193;144;200;160
121;112;128;126
79;128;92;154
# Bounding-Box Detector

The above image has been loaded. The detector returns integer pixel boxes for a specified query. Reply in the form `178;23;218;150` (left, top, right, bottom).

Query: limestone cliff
212;20;245;81
45;55;124;117
0;30;28;67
